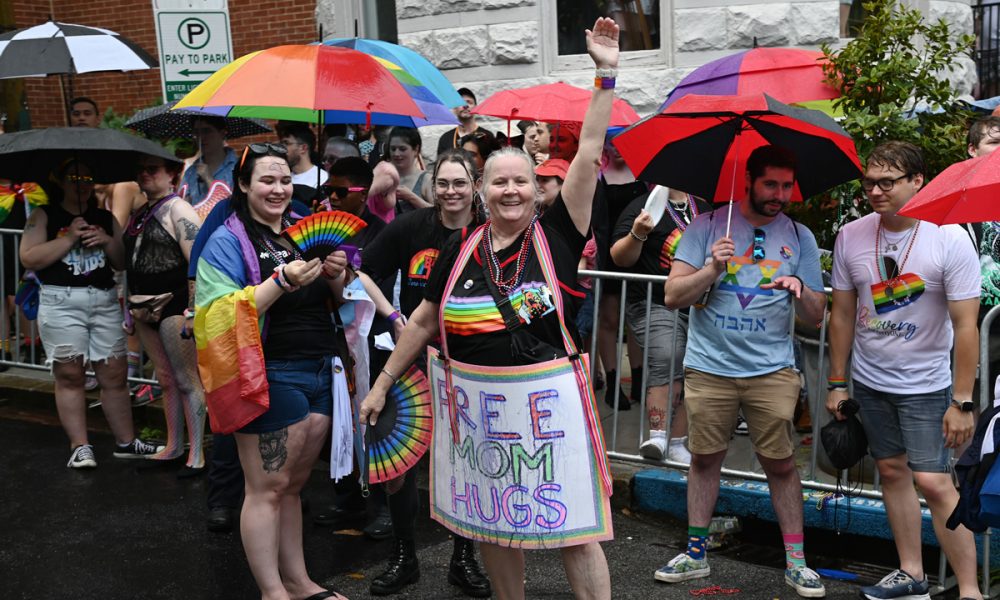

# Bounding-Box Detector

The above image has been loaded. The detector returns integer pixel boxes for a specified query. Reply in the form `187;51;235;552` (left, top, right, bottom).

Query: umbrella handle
724;125;744;238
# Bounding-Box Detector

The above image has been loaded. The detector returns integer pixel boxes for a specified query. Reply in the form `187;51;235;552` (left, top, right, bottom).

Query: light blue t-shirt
181;147;238;205
673;206;823;377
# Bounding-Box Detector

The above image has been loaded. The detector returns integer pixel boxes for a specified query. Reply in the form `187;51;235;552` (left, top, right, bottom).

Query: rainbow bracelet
594;76;616;89
827;377;847;391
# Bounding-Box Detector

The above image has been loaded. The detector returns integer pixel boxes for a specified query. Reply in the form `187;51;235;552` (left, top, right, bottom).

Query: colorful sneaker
67;444;97;469
113;438;164;459
667;437;692;464
131;384;155;408
639;435;667;461
785;565;826;598
860;569;929;600
654;553;710;583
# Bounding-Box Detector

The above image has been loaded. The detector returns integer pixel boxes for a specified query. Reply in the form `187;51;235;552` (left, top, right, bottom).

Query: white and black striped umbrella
0;20;157;79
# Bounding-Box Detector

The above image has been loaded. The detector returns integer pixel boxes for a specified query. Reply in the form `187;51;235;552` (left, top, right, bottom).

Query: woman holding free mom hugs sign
360;17;620;600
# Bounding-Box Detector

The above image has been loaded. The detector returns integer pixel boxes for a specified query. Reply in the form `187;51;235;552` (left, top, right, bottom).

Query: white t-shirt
292;165;322;188
831;212;980;394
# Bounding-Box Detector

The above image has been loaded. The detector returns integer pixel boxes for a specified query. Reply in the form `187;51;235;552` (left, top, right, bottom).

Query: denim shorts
37;285;125;366
853;380;952;473
239;357;335;434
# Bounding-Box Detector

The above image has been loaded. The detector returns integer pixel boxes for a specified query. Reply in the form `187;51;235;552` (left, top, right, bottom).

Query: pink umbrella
898;150;1000;224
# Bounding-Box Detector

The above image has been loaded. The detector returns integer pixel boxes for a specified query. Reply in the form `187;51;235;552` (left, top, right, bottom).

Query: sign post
153;0;233;103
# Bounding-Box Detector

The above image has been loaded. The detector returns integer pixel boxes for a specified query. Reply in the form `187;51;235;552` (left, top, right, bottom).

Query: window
546;0;667;72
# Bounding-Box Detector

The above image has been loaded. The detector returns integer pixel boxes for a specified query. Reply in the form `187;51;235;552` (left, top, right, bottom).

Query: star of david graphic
717;256;780;309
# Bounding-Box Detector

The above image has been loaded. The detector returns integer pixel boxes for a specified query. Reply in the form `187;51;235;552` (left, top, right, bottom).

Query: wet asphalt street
0;382;952;600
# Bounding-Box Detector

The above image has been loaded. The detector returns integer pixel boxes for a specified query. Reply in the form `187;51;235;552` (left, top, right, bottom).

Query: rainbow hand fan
366;364;433;484
281;210;367;261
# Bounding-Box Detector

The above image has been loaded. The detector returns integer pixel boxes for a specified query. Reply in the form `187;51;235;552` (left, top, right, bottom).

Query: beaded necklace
875;217;919;294
483;215;536;296
255;216;302;266
665;194;699;230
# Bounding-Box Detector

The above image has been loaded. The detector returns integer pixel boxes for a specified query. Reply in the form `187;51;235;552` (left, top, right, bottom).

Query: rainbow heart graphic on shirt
870;273;924;315
408;248;439;281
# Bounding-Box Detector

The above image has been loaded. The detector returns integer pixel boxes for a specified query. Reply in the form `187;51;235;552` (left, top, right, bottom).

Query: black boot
370;538;419;596
448;537;491;598
603;369;631;411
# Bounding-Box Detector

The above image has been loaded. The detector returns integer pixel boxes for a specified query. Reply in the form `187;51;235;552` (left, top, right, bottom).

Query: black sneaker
67;444;97;468
113;438;164;459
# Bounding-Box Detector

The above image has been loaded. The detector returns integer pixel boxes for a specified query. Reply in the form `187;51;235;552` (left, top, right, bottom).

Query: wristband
629;229;648;242
272;265;300;292
594;76;616;89
595;68;618;78
388;311;402;323
183;308;195;319
827;377;847;391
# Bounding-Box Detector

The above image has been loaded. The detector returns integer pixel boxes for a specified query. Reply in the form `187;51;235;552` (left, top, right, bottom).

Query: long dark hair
230;144;292;232
432;148;485;227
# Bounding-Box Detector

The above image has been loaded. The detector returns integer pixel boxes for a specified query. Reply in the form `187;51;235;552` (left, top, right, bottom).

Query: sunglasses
66;174;94;184
752;228;766;262
239;142;288;170
320;184;367;198
136;165;163;176
880;256;898;280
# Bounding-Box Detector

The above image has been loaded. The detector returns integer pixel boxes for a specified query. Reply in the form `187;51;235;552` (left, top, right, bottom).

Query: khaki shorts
684;367;800;460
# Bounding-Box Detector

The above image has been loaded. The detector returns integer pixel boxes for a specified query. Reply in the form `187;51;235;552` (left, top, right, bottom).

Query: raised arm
561;17;620;235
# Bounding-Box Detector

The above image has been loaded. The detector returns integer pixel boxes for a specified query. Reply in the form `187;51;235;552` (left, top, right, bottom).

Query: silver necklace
880;223;916;253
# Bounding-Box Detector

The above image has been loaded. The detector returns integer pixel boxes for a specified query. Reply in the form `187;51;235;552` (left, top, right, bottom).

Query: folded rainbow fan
366;365;433;484
281;210;367;260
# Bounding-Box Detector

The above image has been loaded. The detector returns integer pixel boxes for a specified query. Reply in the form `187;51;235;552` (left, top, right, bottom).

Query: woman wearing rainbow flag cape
194;143;350;600
361;17;620;600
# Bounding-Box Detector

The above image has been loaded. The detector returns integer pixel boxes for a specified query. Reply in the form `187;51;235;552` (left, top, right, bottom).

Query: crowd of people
3;15;998;600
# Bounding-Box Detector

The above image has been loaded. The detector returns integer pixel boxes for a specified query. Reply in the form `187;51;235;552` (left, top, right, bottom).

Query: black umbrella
0;20;157;78
125;101;272;140
0;127;182;183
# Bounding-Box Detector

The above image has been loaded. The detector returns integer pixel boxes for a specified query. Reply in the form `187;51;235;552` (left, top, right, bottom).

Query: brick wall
12;0;318;128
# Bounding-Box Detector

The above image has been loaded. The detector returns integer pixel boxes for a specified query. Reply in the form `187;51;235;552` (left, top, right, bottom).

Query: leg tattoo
258;429;288;473
648;406;667;431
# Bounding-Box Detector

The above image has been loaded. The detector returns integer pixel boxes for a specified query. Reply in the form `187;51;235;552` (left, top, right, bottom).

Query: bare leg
756;454;804;535
596;294;621;377
687;450;727;528
914;471;983;599
875;455;925;579
52;357;88;448
93;355;135;445
135;321;184;460
670;390;688;440
646;384;668;432
479;543;525;600
561;542;611;599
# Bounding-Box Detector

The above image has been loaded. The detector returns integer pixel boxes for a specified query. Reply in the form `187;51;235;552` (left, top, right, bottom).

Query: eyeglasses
320;184;367;198
435;179;470;192
861;173;911;192
752;228;766;262
66;174;94;184
239;142;287;170
136;165;163;176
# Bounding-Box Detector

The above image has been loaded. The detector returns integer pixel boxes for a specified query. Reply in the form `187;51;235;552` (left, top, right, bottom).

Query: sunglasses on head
752;228;766;262
320;184;366;198
239;142;288;170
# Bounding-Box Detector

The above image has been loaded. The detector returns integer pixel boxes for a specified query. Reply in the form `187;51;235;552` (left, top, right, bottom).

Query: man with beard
659;145;828;598
436;87;487;156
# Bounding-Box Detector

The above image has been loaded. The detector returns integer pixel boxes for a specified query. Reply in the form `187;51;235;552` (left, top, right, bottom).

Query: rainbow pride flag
0;181;47;224
871;273;925;315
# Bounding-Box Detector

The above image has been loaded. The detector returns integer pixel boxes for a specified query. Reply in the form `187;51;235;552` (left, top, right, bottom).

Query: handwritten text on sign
428;349;612;549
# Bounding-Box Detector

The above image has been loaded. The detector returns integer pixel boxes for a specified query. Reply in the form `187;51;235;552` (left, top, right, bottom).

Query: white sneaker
67;444;97;468
639;435;667;460
654;553;710;583
668;437;691;464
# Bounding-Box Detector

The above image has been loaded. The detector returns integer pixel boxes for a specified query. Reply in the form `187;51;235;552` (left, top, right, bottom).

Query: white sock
649;430;667;440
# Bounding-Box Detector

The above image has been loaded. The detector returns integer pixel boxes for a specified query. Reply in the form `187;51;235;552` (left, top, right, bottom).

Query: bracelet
629;230;648;242
594;76;616;90
388;311;402;323
595;68;618;78
381;367;398;382
790;275;804;288
271;265;300;292
183;308;195;319
827;377;847;391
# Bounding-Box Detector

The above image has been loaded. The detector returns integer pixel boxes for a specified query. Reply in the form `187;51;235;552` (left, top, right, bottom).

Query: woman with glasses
20;159;163;468
125;156;208;475
195;143;349;600
360;18;620;599
356;148;491;598
385;127;431;215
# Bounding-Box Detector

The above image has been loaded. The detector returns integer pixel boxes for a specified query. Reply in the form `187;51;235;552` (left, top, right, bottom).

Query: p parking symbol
178;18;210;50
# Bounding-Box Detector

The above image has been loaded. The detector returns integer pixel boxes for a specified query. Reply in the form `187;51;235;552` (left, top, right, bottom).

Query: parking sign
153;0;233;102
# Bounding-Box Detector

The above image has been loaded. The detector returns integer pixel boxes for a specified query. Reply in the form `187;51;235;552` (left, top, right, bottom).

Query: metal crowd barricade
0;227;159;388
582;268;997;598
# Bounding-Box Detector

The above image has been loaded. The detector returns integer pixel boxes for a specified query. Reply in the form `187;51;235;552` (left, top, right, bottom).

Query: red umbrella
613;93;862;234
898;150;1000;224
472;81;640;133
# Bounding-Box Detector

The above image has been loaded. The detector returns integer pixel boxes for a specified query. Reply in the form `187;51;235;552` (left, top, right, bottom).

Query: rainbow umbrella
174;44;425;126
322;38;462;127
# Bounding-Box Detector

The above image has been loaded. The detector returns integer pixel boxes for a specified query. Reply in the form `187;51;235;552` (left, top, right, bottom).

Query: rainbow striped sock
783;533;806;570
686;526;709;561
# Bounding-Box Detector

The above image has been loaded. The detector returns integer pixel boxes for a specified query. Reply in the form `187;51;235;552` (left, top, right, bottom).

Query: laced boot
370;538;419;596
448;537;492;598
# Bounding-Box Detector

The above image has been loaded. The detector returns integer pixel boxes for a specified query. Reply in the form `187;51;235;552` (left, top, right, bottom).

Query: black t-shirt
611;193;713;306
247;220;338;361
360;207;462;317
424;194;586;367
36;201;116;289
594;178;649;271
